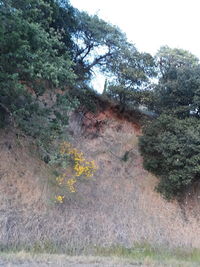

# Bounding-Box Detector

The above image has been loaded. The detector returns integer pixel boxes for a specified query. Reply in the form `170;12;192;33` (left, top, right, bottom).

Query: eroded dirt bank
0;108;200;249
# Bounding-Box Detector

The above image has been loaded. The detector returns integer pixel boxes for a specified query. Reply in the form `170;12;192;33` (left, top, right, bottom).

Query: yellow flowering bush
54;142;97;203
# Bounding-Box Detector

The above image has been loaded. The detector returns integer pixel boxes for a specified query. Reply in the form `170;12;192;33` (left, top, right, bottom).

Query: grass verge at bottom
94;243;200;265
0;243;200;266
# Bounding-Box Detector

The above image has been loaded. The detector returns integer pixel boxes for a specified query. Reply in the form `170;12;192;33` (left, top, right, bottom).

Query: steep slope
0;108;200;250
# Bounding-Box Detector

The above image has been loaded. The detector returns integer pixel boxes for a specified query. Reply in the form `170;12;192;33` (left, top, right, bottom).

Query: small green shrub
121;151;129;162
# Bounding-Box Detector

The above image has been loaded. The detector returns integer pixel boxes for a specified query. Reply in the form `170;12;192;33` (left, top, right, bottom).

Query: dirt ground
1;253;199;267
0;254;147;267
0;251;200;267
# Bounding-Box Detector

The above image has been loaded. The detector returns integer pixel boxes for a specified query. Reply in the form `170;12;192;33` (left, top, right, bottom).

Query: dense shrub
139;115;200;199
0;0;78;158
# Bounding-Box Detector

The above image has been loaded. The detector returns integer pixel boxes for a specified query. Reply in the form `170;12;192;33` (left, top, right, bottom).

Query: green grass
0;243;200;266
93;243;200;265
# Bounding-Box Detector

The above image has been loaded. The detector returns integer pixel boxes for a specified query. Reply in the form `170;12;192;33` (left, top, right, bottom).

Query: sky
70;0;200;91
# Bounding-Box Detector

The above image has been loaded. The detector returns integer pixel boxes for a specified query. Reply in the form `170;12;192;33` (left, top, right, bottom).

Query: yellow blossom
55;195;64;203
67;178;77;192
56;175;64;185
55;142;97;202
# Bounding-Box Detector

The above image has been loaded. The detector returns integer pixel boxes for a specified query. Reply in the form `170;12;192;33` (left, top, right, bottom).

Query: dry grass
0;109;200;252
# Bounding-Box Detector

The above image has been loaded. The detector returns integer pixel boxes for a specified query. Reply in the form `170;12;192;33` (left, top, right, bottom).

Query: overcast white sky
70;0;200;91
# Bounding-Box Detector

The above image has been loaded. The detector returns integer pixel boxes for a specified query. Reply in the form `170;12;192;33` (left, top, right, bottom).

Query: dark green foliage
139;47;200;199
156;46;199;78
152;66;200;117
106;49;156;109
71;10;156;90
121;151;129;162
152;47;200;117
0;0;77;158
141;47;200;114
49;0;76;51
140;115;200;199
72;11;129;81
0;1;75;84
68;86;110;114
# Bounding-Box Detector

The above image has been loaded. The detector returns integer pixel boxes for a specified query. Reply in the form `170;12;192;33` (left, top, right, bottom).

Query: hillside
0;107;200;251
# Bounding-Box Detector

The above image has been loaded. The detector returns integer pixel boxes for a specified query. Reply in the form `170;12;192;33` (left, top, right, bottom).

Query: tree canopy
139;47;200;199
